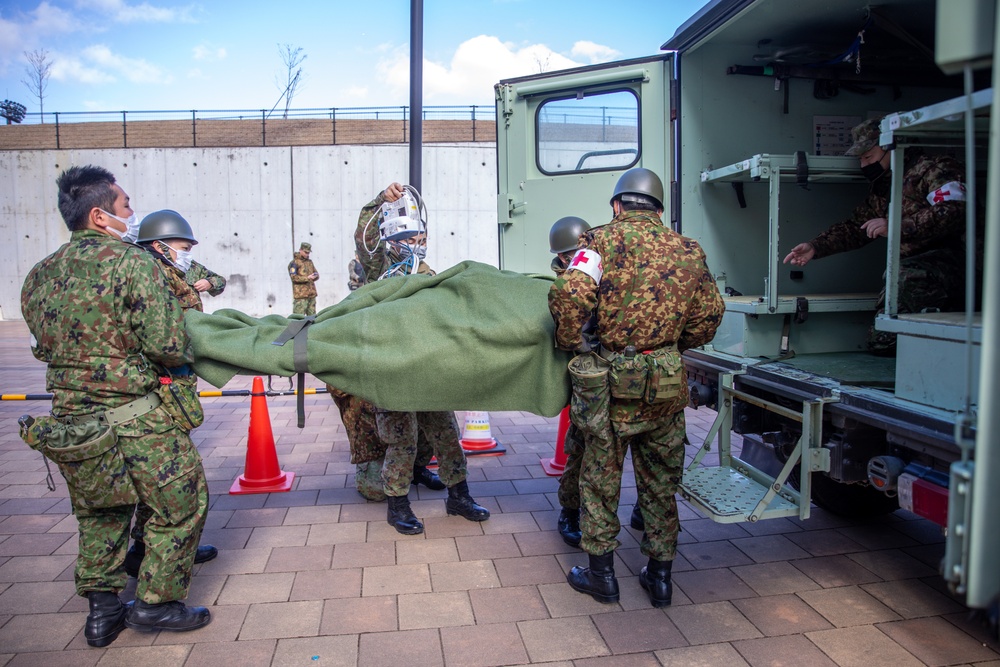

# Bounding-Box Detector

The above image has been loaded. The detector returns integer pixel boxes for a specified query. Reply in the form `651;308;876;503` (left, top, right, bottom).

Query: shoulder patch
927;181;966;205
567;248;603;285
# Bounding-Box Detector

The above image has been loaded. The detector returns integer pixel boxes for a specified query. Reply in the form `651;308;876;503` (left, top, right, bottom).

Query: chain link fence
0;106;497;150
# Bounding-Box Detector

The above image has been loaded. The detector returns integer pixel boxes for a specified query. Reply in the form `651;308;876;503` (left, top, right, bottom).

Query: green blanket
185;261;572;417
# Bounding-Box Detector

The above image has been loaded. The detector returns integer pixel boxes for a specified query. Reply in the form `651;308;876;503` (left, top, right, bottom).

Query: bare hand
383;182;405;203
192;279;212;292
310;272;319;281
782;242;816;266
860;218;888;238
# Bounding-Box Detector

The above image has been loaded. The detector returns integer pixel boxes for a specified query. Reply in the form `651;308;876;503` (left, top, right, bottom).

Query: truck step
681;465;800;524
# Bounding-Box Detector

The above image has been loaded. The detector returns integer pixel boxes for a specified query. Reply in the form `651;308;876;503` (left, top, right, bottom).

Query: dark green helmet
610;167;664;210
136;209;198;245
549;216;591;254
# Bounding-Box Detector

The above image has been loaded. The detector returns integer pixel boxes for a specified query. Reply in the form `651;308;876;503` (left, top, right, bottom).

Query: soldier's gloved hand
576;333;599;354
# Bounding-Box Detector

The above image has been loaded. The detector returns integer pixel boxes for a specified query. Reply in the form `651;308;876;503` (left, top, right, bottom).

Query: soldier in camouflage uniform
327;386;445;501
127;210;222;577
784;116;971;355
348;254;367;292
20;166;211;646
549;168;724;607
289;241;319;315
548;217;650;548
355;182;489;534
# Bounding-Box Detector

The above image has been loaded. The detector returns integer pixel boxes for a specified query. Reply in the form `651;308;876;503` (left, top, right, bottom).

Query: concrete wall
0;144;499;320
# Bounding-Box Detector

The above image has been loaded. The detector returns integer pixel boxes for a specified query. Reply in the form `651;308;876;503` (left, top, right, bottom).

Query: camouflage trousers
355;439;436;502
557;421;586;510
292;297;316;316
376;410;468;497
579;409;685;561
869;247;965;354
75;406;208;603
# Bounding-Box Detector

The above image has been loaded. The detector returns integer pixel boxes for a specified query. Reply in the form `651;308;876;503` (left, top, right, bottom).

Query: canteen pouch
42;419;138;510
644;346;687;410
608;351;648;400
156;374;204;431
567;353;612;439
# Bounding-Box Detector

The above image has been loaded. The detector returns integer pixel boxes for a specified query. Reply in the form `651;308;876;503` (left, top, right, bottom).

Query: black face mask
861;161;886;182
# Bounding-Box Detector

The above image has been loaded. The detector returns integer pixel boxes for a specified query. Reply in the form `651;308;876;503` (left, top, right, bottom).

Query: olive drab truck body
494;0;998;611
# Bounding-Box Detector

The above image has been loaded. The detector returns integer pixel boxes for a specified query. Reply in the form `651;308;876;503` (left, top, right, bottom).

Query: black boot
557;507;582;548
387;494;424;534
125;599;211;633
445;480;490;521
630;504;645;531
413;465;446;490
567;552;619;603
639;558;673;608
124;540;218;578
85;591;128;647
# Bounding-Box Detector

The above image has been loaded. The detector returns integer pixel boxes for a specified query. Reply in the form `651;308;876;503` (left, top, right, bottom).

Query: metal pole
122;111;127;148
192;110;197;147
409;0;423;191
54;112;60;149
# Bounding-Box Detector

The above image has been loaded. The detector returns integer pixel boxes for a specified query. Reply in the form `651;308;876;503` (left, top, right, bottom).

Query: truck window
535;89;639;175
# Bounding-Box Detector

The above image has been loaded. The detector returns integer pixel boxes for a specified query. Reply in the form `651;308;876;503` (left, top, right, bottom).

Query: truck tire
809;474;899;518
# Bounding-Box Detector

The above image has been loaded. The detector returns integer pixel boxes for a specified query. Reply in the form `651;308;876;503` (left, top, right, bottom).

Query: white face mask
101;209;140;244
164;243;194;272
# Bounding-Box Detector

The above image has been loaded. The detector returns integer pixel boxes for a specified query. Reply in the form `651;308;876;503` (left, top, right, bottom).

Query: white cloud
376;35;586;105
75;0;196;23
192;44;226;61
571;40;621;64
0;2;79;72
51;55;115;85
81;44;171;84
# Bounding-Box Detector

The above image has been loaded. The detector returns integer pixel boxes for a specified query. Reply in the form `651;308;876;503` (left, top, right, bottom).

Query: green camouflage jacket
184;260;227;297
21;230;190;417
549;210;725;420
810;151;968;260
355;192;432;282
288;252;318;298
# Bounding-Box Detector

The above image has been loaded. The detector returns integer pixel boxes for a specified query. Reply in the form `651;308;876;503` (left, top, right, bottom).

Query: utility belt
17;391;163;510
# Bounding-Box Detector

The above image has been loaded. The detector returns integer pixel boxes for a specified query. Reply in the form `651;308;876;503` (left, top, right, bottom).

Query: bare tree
22;49;53;122
274;44;306;119
534;53;551;74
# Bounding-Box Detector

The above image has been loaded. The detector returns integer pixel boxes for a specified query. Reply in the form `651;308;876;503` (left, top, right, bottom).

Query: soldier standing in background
289;241;319;315
784;115;973;355
355;182;489;534
20;166;211;647
348;252;367;292
549;168;724;607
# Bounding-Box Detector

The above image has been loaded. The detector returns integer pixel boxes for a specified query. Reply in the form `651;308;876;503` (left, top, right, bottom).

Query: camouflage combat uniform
348;258;367;292
808;150;970;353
184;260;227;301
354;191;469;497
129;250;215;548
327;386;437;501
549;210;724;560
289;250;318;316
21;230;209;603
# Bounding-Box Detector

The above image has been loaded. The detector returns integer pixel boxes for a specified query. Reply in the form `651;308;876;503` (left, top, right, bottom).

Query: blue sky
0;0;708;117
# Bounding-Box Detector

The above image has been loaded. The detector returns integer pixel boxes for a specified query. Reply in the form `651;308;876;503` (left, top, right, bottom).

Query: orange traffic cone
460;411;506;457
540;406;570;476
230;376;295;494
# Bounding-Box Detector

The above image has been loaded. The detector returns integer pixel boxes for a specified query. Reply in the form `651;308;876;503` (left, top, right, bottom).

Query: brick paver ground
0;320;997;666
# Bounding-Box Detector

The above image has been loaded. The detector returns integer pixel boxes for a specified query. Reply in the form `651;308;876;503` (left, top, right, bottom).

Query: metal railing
0;105;499;150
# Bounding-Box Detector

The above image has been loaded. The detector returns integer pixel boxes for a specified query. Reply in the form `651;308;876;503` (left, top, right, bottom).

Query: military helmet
548;216;591;254
136;209;198;245
610;168;664;209
844;116;887;157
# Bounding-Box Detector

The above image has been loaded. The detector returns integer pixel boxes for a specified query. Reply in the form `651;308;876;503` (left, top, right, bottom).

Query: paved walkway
0;319;997;666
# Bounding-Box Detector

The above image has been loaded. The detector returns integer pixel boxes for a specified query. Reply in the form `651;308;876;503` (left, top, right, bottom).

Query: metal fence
0;105;499;150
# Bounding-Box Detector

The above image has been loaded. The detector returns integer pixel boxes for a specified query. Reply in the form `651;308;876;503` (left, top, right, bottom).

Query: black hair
618;196;660;213
55;165;118;231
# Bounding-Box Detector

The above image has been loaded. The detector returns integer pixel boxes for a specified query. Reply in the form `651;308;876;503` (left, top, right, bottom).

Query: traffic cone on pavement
540;406;570;476
460;411;506;457
230;376;295;494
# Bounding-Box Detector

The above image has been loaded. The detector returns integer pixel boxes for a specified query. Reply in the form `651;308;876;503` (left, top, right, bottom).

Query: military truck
494;0;998;611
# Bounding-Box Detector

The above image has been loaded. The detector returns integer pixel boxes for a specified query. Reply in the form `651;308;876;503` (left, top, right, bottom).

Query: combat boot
387;494;424;534
445;480;490;521
125;599;211;633
85;591;128;647
567;552;619;603
630;503;645;531
557;507;582;548
639;557;673;608
413;465;446;490
124;540;219;578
